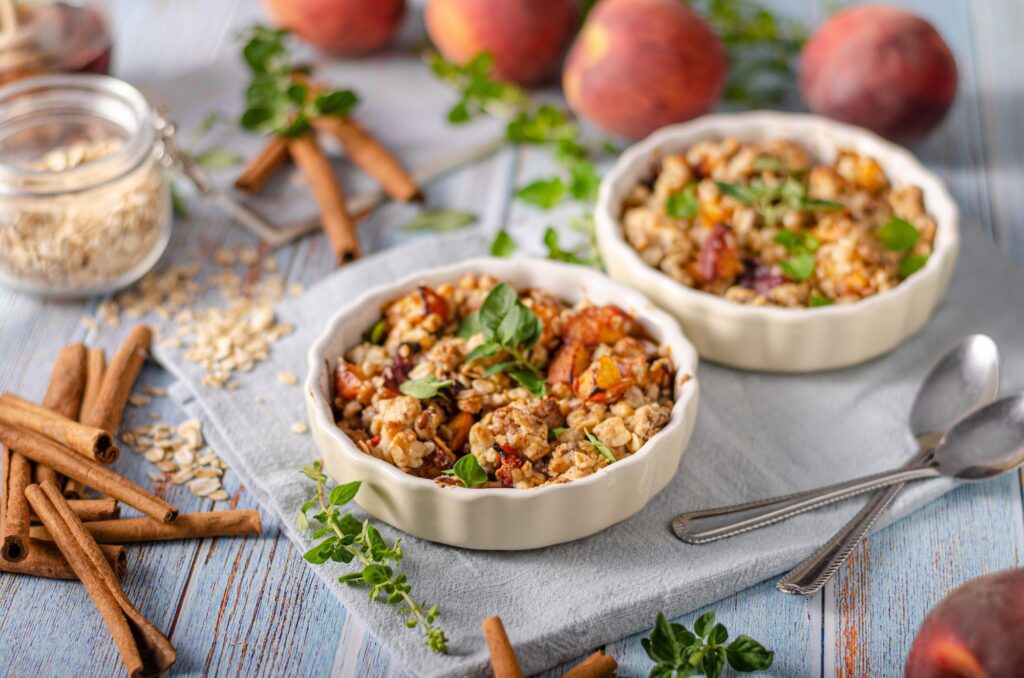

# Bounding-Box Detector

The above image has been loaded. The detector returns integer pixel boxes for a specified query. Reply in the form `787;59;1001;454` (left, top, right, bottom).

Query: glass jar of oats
0;73;170;297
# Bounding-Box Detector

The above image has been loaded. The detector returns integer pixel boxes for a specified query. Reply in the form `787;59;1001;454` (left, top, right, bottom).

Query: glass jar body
0;74;170;297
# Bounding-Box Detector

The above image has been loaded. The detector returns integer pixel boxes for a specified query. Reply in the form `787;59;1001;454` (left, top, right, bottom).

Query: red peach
265;0;406;57
425;0;579;86
562;0;726;141
906;569;1024;678
800;4;958;144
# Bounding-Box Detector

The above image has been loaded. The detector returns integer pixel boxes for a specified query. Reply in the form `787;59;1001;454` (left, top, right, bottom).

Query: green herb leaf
702;647;726;678
194;148;244;170
169;181;189;219
752;155;785;172
801;197;845;212
399;375;454;400
478;283;520;332
666;184;699;219
779;251;816;281
715;181;755;205
568;159;600;202
490;229;516;257
543;227;595;267
508;368;546;397
809;294;833;307
364;319;387;345
899;253;929;278
444;454;488;487
726;635;775;671
584;429;616;464
456;312;481;339
314;89;359;117
516;177;566;209
877;216;921;252
401;210;477;233
772;230;802;254
694;612;716;639
298;462;448;653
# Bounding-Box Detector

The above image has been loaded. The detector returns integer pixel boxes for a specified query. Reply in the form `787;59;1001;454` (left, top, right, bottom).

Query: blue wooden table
1;1;1022;676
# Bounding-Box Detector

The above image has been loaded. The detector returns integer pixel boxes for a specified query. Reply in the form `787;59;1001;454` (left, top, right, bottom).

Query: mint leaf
584;429;616;464
478;283;519;331
715;181;755;205
809;294;833;307
456;312;481;339
399;375;453;399
314;89;359;117
877;216;920;252
693;611;716;638
516;177;566;209
329;481;361;506
508;368;546;397
899;253;929;278
402;210;477;233
666;183;699;219
568;159;600;202
779;251;816;281
772;230;802;254
490;229;516;257
543;227;590;266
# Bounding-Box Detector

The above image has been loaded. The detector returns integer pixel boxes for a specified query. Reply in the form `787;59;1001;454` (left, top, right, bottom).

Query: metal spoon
777;335;1000;595
671;391;1024;543
672;336;1000;545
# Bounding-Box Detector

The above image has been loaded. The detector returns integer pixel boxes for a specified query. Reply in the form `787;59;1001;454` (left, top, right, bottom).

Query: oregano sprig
458;283;546;397
642;611;773;678
239;26;359;138
298;462;449;653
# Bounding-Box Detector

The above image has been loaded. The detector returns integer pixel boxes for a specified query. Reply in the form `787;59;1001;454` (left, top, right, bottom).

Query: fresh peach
265;0;406;57
906;569;1024;677
800;4;958;144
563;0;726;140
424;0;579;86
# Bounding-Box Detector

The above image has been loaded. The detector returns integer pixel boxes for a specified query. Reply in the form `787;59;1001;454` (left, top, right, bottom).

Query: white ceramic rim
594;111;960;325
306;256;699;502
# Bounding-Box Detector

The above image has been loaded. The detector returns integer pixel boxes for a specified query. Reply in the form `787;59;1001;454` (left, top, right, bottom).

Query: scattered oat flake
81;316;97;331
187;477;221;497
208;490;230;501
128;394;151;407
291;421;308;435
277;370;298;386
143;386;167;397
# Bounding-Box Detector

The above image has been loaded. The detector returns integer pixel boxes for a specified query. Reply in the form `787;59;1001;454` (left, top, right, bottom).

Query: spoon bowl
935;394;1024;480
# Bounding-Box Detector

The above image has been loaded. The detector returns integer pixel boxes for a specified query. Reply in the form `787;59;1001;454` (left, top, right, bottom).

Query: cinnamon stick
287;133;360;262
26;481;176;677
234;135;289;193
313;116;423;203
31;498;120;523
562;651;618;678
81;326;152;433
0;422;177;523
66;346;105;498
1;443;31;561
0;538;125;580
34;343;88;488
0;393;118;463
79;346;105;425
482;616;524;678
31;510;261;544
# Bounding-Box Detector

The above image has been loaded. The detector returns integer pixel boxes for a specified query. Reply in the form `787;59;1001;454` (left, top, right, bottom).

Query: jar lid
0;73;155;196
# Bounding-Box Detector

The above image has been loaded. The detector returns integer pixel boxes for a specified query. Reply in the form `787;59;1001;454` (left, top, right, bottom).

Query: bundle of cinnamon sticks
483;616;619;678
235;77;422;264
0;326;263;676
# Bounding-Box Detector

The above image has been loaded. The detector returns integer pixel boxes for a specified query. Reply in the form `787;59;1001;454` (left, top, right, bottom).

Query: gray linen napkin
158;226;1024;677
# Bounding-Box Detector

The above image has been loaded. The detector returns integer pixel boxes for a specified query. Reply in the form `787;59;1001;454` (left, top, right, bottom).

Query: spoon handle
671;466;941;544
775;447;935;595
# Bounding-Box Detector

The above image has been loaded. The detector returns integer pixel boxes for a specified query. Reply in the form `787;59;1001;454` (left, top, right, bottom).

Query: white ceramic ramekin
306;257;699;550
595;112;960;372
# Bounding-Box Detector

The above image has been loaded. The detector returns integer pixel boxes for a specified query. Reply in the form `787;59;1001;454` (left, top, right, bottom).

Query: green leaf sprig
298;463;448;653
239;26;359;138
687;0;807;108
399;375;453;400
716;177;843;228
439;454;488;487
772;229;820;282
642;611;773;678
490;229;516;257
458;283;546;397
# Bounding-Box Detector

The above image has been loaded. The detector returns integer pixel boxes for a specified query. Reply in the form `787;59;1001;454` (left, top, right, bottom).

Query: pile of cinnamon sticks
483;616;618;678
0;325;263;676
235;79;422;264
